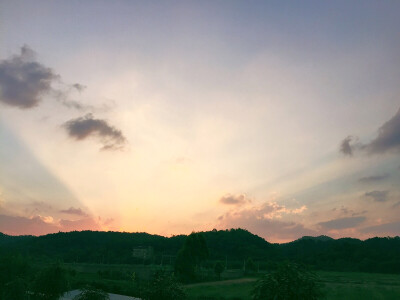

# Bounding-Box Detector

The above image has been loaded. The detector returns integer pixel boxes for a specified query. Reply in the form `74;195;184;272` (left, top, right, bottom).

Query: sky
0;1;399;243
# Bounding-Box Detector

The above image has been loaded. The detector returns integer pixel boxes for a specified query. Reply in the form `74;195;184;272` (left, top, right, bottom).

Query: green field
184;271;400;300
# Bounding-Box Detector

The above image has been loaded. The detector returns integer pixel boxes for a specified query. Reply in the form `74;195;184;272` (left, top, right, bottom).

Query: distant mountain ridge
294;235;335;242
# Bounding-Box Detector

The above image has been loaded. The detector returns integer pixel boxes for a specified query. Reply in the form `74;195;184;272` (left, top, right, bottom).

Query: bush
144;271;186;300
252;262;324;300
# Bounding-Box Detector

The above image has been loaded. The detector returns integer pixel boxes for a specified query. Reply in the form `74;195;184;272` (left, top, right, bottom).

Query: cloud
0;214;59;236
72;83;86;93
0;213;102;236
219;194;250;205
0;45;59;109
217;201;310;242
317;216;366;230
340;136;354;156
340;108;400;156
358;174;389;183
59;207;87;216
365;190;389;202
59;217;101;232
392;201;400;209
63;113;127;150
360;221;400;236
365;108;400;154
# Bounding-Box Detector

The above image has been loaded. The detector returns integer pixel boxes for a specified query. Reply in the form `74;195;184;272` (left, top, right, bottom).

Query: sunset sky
1;1;399;243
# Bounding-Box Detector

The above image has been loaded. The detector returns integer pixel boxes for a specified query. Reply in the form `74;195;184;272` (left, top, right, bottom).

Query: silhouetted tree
32;263;69;300
252;262;324;300
245;257;257;273
214;261;225;280
175;232;208;281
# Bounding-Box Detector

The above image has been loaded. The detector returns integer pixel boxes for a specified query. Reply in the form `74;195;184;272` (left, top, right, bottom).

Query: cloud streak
63;113;127;151
317;216;366;230
358;174;389;183
365;190;389;202
59;207;87;216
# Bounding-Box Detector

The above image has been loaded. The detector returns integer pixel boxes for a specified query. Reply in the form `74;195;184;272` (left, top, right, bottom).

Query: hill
0;229;399;273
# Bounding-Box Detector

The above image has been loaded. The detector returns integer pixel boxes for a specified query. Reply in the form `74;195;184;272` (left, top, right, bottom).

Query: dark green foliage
214;261;225;279
144;271;186;300
73;286;109;300
252;262;324;300
175;232;209;281
3;277;28;300
245;257;257;273
0;255;31;300
32;263;69;300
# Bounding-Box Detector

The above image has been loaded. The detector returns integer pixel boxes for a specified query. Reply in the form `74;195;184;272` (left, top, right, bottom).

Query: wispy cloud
365;190;389;202
358;174;389;183
59;207;87;217
317;216;366;230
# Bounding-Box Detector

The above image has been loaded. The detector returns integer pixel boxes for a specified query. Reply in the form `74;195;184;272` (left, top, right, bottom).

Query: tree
245;257;257;273
32;263;69;300
144;270;186;300
73;286;109;300
252;262;324;300
214;261;225;280
174;232;208;281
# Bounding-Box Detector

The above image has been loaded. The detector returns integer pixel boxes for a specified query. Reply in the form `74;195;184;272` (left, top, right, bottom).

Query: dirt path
185;277;257;288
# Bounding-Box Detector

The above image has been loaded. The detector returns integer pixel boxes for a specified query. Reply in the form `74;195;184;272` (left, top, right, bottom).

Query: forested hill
1;229;399;273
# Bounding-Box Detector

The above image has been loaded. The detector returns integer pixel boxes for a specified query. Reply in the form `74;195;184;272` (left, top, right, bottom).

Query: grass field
184;271;400;300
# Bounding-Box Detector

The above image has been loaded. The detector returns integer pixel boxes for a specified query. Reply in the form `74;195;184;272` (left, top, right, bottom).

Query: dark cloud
59;207;87;217
360;221;400;236
365;108;400;154
63;113;127;151
365;190;389;202
0;45;59;109
358;174;389;183
340;108;400;157
0;45;90;111
317;216;366;230
219;194;250;205
339;136;354;156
